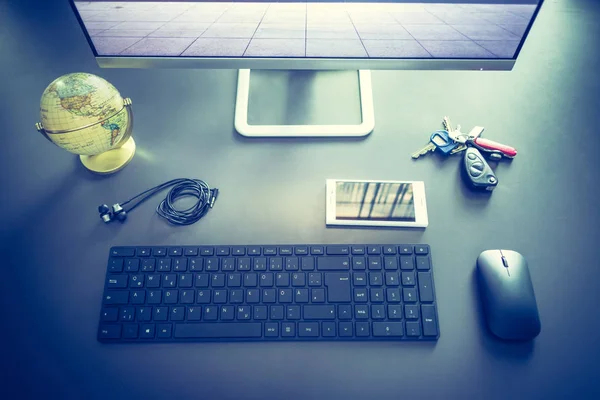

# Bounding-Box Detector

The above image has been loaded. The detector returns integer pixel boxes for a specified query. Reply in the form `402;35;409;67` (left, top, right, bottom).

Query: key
411;142;436;159
175;323;262;338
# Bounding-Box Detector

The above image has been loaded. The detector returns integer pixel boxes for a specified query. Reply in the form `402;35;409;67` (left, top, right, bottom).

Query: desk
1;0;599;398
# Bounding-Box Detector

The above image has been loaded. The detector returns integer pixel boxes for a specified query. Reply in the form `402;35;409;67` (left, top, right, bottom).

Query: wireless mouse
476;250;541;341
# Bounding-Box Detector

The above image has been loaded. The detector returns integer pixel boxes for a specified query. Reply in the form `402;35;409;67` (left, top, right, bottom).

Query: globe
35;72;135;174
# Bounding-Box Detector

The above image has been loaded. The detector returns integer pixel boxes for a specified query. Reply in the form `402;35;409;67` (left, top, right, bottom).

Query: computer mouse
476;250;541;341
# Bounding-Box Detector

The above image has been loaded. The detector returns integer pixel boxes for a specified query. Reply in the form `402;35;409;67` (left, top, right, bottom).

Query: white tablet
326;179;428;228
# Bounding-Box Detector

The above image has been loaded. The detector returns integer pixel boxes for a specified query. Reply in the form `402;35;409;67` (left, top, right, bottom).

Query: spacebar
174;323;262;338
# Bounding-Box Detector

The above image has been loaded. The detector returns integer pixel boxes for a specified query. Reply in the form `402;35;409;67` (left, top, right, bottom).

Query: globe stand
80;136;136;174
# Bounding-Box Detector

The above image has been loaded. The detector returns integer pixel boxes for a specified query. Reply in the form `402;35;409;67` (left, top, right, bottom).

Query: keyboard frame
98;245;440;343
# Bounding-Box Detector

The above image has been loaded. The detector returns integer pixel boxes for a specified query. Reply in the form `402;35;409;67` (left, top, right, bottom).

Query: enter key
325;273;351;302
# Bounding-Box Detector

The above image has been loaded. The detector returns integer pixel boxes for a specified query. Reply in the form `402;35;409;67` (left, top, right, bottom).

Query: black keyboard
98;244;439;342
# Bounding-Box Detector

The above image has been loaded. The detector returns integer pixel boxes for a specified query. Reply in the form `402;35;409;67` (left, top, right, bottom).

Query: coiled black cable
120;178;218;226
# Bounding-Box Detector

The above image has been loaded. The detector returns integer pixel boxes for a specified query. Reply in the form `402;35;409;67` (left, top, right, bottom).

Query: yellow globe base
79;137;136;174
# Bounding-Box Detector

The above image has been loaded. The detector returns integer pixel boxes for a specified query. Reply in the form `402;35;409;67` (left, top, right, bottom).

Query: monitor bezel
69;0;544;71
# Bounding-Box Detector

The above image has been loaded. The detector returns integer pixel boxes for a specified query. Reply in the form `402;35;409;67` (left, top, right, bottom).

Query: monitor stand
234;69;375;138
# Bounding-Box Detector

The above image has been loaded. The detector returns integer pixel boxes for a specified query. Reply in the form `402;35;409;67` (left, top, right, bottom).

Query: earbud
98;204;112;223
112;203;127;223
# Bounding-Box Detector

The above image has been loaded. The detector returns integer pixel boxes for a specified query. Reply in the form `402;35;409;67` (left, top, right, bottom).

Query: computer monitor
69;0;544;137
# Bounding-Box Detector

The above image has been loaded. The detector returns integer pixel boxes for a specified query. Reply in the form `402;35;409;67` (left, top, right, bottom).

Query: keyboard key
170;307;185;321
416;256;431;271
269;257;283;271
238;258;251;271
367;246;381;255
199;247;214;256
415;245;429;255
99;325;121;339
138;248;151;257
279;289;293;303
140;324;155;339
230;289;244;303
356;322;370;337
254;306;267;320
327;246;349;255
310;246;324;255
299;322;319;337
317;256;350;271
169;248;182;257
216;247;230;256
276;273;290;287
371;305;385;319
386;288;401;303
263;289;276;303
246;289;260;303
101;307;118;322
399;245;413;255
373;322;403;337
107;275;128;289
221;306;234;321
164;290;178;304
388;305;402;320
125;259;139;272
421;305;438;337
163;274;177;288
175;323;262;338
213;290;227;304
111;247;135;257
153;307;168;321
405;305;419;320
204;306;218;321
301;257;315;271
403;288;418;303
369;272;383;286
180;290;194;304
130;275;144;288
222;258;235;271
294;247;308;255
285;257;299;271
351;246;365;255
196;290;210;304
184;247;198;256
103;291;129;305
260;273;274;287
400;256;414;270
123;324;139;339
311;289;325;303
244;273;258;287
292;272;306;287
383;246;396;255
354;288;368;303
173;258;187;272
279;247;293;255
153;248;166;257
248;246;261;256
308;273;321;286
264;247;277;255
236;306;251;320
206;258;219;271
137;307;151;321
119;307;135;322
338;305;352;320
287;305;301;320
270;305;284;320
187;306;201;321
368;257;382;270
282;322;296;337
353;273;367;286
212;274;225;288
304;305;335;320
265;323;279;337
322;322;336;337
339;322;353;337
355;305;369;319
352;257;366;270
157;324;172;338
385;272;399;286
179;274;193;288
325;273;351;303
148;290;161;304
406;321;421;337
295;288;309;303
254;257;267;271
195;273;209;288
141;259;155;272
158;259;171;272
402;272;416;286
370;288;384;303
418;272;434;302
384;257;398;270
232;246;245;256
228;273;242;287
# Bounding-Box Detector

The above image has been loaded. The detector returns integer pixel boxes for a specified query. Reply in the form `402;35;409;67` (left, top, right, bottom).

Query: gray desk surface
1;0;600;398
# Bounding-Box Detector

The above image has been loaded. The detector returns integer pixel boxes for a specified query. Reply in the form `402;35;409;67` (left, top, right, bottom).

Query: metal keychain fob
463;147;498;191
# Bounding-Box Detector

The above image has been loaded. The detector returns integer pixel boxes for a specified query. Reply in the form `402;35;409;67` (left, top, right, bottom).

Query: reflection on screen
74;1;541;59
336;181;415;221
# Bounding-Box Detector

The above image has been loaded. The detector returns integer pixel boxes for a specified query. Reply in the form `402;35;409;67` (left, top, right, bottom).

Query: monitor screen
71;0;543;69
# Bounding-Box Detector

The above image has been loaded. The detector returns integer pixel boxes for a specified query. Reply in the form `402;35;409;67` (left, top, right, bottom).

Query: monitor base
234;69;374;137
